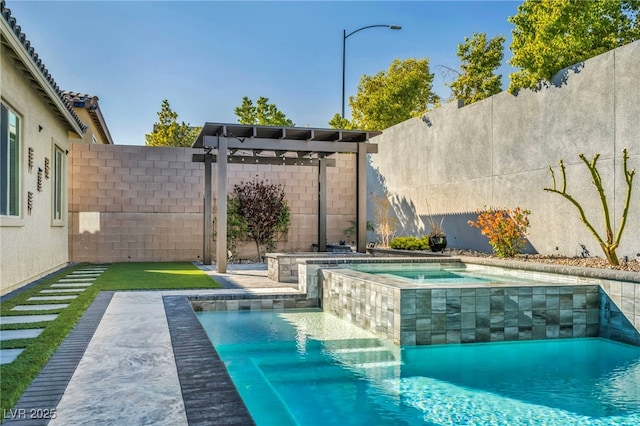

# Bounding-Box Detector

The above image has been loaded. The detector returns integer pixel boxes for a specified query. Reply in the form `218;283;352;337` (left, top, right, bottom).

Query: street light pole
341;24;401;118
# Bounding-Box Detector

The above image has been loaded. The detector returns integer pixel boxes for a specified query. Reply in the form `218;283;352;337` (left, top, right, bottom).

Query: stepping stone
0;348;24;364
51;283;93;288
58;277;96;282
12;304;70;311
40;288;85;294
0;328;44;341
28;295;77;301
0;314;58;324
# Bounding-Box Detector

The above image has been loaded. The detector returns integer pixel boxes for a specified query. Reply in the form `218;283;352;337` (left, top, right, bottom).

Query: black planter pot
428;236;447;252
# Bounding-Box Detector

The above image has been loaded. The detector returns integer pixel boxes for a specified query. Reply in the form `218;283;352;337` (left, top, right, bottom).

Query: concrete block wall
369;40;640;258
68;144;357;263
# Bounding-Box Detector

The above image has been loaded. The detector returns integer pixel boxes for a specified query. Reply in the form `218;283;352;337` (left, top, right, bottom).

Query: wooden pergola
192;123;380;272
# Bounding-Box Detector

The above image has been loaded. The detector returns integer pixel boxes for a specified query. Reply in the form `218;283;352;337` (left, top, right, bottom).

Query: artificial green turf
1;261;221;418
94;262;223;290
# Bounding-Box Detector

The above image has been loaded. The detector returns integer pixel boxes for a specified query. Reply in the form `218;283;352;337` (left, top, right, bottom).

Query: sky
6;0;522;146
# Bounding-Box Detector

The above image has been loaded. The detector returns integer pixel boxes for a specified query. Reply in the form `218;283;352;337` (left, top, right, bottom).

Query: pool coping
163;296;256;425
458;256;640;284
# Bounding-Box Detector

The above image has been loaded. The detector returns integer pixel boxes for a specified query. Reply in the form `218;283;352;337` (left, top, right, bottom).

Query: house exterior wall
68;144;357;263
73;108;107;145
369;40;640;259
0;52;72;295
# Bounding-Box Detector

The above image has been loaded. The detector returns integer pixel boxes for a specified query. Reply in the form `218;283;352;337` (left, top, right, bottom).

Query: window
1;103;20;217
53;144;64;222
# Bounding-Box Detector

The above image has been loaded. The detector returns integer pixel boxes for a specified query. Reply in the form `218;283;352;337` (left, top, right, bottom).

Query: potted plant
427;216;447;252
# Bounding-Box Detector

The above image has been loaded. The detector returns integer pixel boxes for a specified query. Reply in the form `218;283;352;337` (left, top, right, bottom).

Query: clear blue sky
7;0;521;145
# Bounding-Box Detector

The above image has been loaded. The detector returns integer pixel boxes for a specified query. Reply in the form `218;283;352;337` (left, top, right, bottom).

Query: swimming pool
196;309;640;425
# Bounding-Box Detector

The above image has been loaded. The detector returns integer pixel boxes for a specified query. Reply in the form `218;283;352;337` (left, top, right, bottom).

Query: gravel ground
446;249;640;273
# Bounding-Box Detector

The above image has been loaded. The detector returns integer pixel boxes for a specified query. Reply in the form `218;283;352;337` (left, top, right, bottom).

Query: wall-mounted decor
37;168;43;192
44;157;50;179
27;192;33;215
28;147;34;172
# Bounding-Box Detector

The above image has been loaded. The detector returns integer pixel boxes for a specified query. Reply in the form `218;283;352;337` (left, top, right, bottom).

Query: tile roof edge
1;0;87;134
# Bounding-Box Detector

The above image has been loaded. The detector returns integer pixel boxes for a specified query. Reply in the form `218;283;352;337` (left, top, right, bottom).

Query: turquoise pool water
346;265;558;285
196;309;640;425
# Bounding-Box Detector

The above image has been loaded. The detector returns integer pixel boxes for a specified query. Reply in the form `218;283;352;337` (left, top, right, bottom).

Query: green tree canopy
145;99;201;147
508;0;640;93
448;32;505;105
234;96;295;126
330;58;440;131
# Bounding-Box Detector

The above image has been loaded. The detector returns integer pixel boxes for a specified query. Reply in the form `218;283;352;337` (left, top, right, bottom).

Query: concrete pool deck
5;264;295;426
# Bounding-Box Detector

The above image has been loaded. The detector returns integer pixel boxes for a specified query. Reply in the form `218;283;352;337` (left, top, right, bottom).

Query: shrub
389;236;430;251
229;177;290;261
468;207;531;257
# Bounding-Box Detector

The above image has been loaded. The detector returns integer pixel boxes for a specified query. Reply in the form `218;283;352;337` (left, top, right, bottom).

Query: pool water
346;264;555;285
196;309;640;425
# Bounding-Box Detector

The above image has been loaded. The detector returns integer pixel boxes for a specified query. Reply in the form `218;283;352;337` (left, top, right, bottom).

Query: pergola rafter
192;123;379;272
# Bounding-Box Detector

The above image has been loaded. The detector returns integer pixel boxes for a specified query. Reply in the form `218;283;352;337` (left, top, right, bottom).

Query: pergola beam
192;154;336;167
203;135;363;154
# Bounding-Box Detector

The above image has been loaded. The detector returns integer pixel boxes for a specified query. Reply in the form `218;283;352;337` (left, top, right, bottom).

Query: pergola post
216;136;228;273
318;158;327;252
203;150;212;264
356;143;368;253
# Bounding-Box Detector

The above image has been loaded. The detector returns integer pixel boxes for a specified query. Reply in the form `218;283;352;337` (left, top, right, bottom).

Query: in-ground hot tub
308;257;639;346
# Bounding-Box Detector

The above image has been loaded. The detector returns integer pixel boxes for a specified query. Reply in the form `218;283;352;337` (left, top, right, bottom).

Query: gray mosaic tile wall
599;279;640;345
190;294;317;312
266;252;368;283
321;268;607;346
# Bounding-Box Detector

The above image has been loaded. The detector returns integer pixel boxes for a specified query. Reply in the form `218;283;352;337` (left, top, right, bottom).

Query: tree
544;149;635;266
234;96;294;126
145;100;201;147
508;0;640;93
331;58;440;131
327;114;355;130
229;178;291;261
448;32;505;105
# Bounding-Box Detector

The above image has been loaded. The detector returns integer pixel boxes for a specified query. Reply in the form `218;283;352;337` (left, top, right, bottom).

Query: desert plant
544;149;635;266
372;192;398;247
425;198;446;237
468;207;531;258
427;216;446;237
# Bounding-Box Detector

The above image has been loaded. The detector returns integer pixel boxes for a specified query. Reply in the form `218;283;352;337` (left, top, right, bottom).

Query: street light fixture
341;24;402;118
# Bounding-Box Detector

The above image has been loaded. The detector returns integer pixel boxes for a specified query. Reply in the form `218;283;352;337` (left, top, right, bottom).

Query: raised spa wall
295;256;640;347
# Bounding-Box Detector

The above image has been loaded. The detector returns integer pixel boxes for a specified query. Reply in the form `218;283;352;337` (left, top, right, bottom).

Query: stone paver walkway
4;263;293;425
0;265;107;365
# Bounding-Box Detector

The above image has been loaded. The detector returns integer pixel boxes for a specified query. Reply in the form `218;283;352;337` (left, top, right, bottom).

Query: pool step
254;346;400;384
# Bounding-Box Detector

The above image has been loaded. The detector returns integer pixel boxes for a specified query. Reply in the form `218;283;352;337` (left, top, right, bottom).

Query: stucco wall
369;40;640;259
68;144;357;263
0;52;72;295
